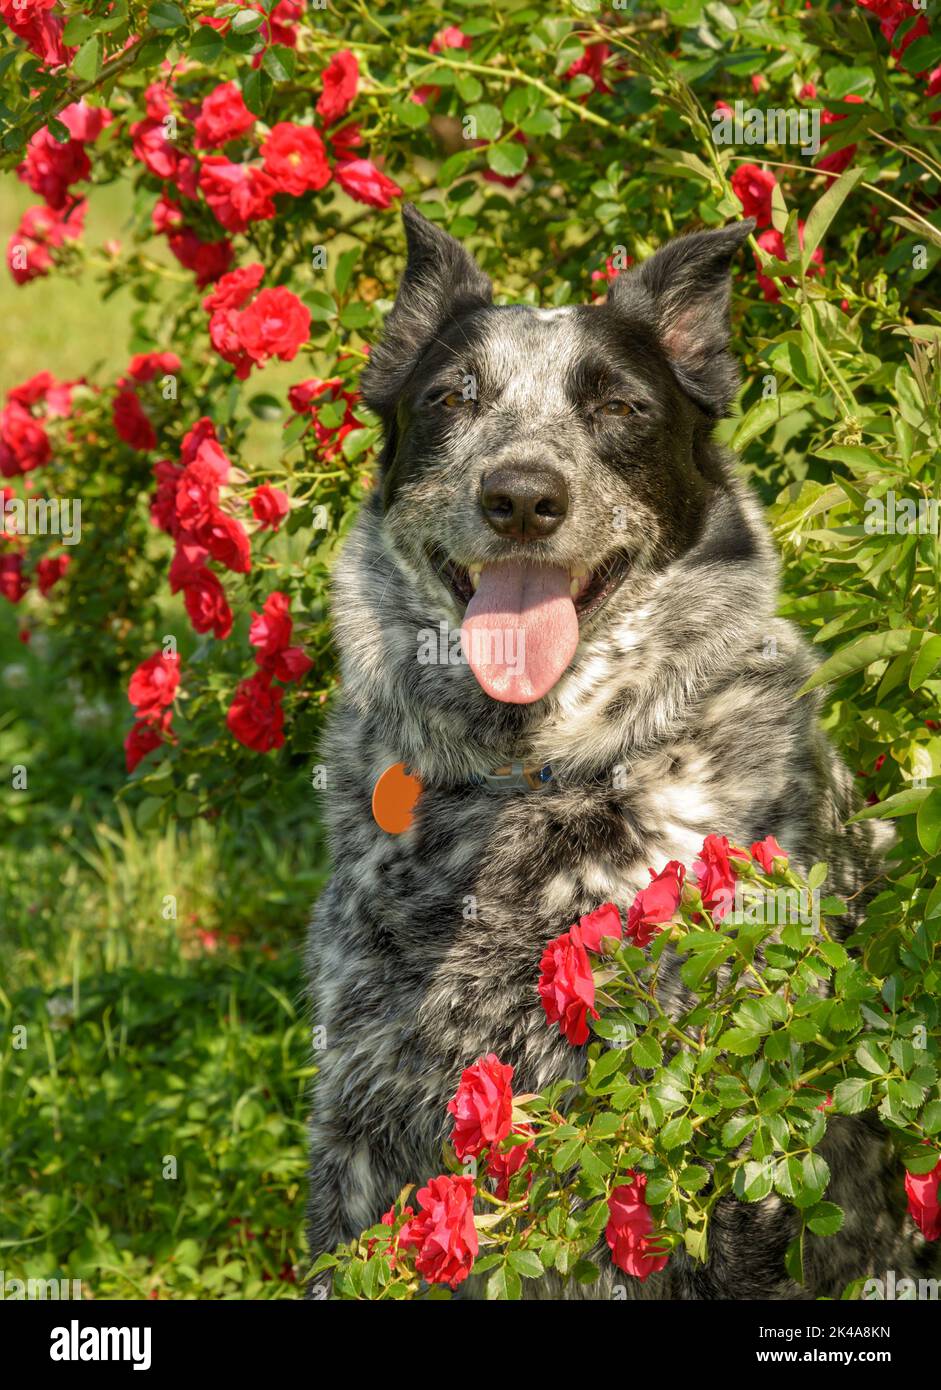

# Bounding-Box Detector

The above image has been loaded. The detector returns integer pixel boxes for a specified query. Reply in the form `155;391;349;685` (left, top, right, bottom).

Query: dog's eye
600;399;633;417
440;391;468;408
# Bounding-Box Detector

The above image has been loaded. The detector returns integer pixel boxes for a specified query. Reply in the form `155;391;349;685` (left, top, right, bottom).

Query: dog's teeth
570;565;588;599
570;578;582;598
469;565;482;592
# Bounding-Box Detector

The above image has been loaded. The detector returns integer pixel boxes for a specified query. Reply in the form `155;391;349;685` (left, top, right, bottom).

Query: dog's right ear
361;203;492;422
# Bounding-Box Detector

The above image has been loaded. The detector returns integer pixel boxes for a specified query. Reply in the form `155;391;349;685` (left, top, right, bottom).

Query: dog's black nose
480;466;569;541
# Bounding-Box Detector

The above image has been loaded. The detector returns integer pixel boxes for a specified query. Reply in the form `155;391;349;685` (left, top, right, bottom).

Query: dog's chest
322;757;733;1101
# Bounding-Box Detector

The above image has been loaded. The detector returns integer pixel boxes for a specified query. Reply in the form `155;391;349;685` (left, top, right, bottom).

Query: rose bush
314;839;941;1298
1;0;940;1297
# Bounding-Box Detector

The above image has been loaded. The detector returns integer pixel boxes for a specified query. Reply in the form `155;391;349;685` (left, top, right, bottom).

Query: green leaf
63;15;98;44
801;166;867;271
832;1077;873;1114
679;1164;710;1192
630;1034;663;1070
486;1263;522;1300
735;1160;774;1202
910;634;941;689
467;103;502;140
242;67;273;115
806;1201;844;1237
660;1115;693;1149
506;1249;544;1279
855;1040;889;1075
802;1152;831;1198
797;629;922;696
917;787;941;856
456;73;483;103
730;392;812;452
719;1027;762;1056
232;7;266;31
72;36;100;81
848;786;929;823
721;1113;756;1148
486;140;527;178
149;1;187;29
262;45;296;82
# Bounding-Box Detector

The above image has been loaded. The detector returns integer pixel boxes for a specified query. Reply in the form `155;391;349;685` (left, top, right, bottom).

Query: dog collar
372;760;553;835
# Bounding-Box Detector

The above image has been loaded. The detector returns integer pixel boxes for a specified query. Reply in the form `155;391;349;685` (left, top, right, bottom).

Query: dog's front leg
305;1116;382;1299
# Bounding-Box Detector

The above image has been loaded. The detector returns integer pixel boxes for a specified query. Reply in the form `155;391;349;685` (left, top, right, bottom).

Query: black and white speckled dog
306;205;918;1298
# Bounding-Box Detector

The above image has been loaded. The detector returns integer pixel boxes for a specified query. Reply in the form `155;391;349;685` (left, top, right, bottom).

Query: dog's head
359;205;755;707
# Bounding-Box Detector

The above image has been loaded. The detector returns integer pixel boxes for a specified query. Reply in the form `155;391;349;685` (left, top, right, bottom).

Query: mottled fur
306;208;921;1298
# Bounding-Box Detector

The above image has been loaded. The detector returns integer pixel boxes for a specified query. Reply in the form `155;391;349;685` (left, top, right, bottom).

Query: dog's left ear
608;219;755;417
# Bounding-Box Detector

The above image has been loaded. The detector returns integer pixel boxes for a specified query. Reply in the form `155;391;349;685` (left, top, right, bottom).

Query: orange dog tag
372;762;423;834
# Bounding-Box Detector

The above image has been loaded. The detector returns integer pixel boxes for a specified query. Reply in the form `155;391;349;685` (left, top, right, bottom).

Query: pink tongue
460;563;578;704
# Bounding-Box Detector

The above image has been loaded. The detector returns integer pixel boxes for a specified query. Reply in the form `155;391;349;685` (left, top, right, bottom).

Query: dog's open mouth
437;553;631;705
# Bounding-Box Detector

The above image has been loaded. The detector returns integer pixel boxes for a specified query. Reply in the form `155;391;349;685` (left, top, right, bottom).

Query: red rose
330;122;362;159
128;651;180;715
398;1175;478;1288
365;1203;414;1270
0;0;72;67
262;122;331;196
18;127;89;209
538;922;597;1045
113;386;156;451
168;537;210;591
249;589;293;660
8;370;74;415
175;456;222;534
565;40;612;95
205;508;251;574
0;551;28;603
151;459;184;535
131;115;181;182
605;1172;669;1281
249;590;312;680
194;80;256;149
182;567;233;640
227;671;285;752
209;307;255;379
288;376;343;412
125;711;171;774
199;158;277;233
626;862;685;947
128;351;181;383
251;484;290;530
446;1052;515;1160
334;158;402;209
236;287;311;365
180;418;224;471
750;835;788;873
905;1157;941;1241
429;25;471;54
59;99;111;143
577;902;623;952
0;401;51;476
203;262;265;313
7;200;85;286
487;1125;534;1200
754;222;824;303
730;164;777;228
167;225;234;286
316;50;359;125
693;834;745;923
36;552;70;596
